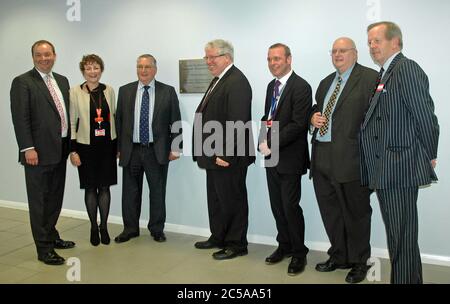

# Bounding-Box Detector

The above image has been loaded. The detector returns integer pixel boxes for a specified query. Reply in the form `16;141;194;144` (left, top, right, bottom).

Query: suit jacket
360;53;439;189
69;84;117;144
310;63;378;182
193;65;255;169
10;68;71;166
116;80;182;167
259;72;312;175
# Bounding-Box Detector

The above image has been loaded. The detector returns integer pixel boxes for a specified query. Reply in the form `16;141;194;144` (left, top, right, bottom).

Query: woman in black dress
69;54;117;246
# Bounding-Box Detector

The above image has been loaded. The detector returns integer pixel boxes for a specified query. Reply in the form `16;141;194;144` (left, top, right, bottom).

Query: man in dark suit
193;39;255;260
115;54;182;243
361;21;439;284
310;37;378;283
258;43;311;275
10;40;75;265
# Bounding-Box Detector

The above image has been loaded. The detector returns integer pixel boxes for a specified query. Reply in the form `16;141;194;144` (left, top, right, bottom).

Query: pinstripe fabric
361;53;439;189
376;188;422;284
360;53;439;284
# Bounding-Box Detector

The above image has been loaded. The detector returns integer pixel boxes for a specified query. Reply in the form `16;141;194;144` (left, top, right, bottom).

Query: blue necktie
269;80;282;119
140;85;150;144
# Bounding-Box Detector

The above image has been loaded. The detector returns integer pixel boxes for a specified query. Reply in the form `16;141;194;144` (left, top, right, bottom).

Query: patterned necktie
371;67;385;99
319;76;342;136
199;76;219;112
269;80;282;119
45;74;66;134
139;85;150;144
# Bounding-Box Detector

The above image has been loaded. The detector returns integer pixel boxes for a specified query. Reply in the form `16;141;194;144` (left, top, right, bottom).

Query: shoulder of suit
155;80;175;91
119;81;139;91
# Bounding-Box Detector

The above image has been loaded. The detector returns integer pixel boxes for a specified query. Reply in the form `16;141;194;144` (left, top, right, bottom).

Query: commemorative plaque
179;59;213;93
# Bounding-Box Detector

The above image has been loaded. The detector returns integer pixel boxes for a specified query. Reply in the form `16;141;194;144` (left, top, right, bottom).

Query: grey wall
1;0;449;259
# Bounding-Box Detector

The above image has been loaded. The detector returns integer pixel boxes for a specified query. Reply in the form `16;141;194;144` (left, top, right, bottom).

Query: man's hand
168;151;180;161
215;157;230;167
70;152;81;167
311;112;326;129
431;159;437;169
25;149;39;166
258;140;271;156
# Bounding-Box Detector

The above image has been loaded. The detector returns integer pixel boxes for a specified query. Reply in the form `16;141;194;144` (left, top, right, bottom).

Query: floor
0;206;449;284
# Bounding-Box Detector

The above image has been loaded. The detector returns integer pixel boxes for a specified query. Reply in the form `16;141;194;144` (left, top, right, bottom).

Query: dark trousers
312;142;372;264
266;167;308;258
376;187;422;284
24;139;68;256
121;144;168;235
206;166;249;250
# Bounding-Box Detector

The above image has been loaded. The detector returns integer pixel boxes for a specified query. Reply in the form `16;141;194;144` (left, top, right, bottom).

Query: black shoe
54;238;76;249
152;232;166;242
315;258;352;272
90;228;100;246
288;257;307;276
114;231;139;243
99;226;110;245
265;248;292;265
38;250;65;265
345;264;369;284
194;239;222;249
212;248;248;260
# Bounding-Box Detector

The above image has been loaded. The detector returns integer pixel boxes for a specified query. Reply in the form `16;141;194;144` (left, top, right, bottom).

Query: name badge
376;84;385;92
266;120;272;128
95;129;106;137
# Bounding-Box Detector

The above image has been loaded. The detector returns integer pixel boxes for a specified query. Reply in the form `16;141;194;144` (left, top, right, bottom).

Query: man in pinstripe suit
361;21;439;284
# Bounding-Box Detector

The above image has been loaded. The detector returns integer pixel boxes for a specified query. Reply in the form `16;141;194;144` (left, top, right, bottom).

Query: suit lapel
273;72;296;119
333;64;361;115
31;69;60;116
128;81;139;127
199;65;235;112
152;81;162;121
363;53;404;127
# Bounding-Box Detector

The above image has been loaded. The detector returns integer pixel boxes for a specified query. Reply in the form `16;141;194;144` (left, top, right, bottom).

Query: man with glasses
193;39;255;260
310;37;378;283
115;54;182;244
361;22;439;284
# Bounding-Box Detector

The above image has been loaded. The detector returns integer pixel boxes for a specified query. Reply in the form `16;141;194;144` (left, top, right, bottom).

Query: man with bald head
310;37;378;283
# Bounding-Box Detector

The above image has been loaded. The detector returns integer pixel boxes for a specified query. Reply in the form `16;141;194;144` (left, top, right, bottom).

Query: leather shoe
194;239;222;249
212;248;248;260
315;258;352;272
345;264;369;284
38;250;65;265
54;238;75;249
114;231;139;243
288;257;307;275
152;232;166;242
265;248;292;265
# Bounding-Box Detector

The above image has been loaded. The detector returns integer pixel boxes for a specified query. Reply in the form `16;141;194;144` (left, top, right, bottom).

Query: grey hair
137;54;157;67
205;39;234;62
367;21;403;50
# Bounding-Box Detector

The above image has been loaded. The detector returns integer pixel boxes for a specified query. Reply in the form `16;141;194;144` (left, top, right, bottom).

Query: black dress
74;83;117;189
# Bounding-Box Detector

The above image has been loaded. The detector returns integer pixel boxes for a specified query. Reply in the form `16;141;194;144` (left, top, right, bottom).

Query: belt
133;142;154;147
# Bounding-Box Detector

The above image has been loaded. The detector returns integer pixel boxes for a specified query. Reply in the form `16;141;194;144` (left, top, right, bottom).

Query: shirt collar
275;69;293;86
35;68;53;80
138;79;155;90
336;63;355;82
382;51;401;72
217;63;233;80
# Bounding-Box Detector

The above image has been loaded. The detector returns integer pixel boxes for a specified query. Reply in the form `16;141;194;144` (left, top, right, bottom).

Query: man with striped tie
361;21;440;284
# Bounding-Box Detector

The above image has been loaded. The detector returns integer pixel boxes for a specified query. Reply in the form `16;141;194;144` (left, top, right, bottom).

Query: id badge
266;120;272;128
95;129;106;137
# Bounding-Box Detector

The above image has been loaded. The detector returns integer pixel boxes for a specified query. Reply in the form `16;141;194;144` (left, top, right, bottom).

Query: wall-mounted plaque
179;59;213;93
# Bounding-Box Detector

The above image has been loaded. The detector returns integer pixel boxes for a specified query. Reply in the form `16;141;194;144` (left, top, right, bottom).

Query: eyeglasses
329;48;355;55
137;65;154;70
203;54;226;61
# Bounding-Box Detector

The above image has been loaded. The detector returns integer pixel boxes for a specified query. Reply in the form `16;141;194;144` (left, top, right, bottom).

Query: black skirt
76;139;117;189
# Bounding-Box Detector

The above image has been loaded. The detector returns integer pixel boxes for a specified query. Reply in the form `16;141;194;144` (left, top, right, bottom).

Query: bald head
331;37;358;74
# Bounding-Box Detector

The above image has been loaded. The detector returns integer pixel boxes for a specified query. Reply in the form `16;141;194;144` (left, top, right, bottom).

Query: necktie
269;80;282;119
199;76;219;112
371;67;385;99
45;75;67;134
319;76;342;136
139;85;150;144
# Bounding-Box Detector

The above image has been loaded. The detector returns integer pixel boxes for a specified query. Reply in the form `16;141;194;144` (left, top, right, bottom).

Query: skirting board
2;199;449;267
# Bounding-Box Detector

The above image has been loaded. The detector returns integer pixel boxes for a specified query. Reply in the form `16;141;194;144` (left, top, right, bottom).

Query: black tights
84;186;110;230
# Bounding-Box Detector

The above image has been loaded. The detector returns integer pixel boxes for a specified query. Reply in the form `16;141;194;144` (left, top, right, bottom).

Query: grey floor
1;206;449;284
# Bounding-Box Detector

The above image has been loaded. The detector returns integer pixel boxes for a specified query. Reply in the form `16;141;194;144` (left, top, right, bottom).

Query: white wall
1;0;449;261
